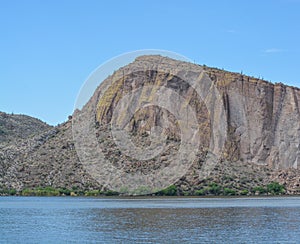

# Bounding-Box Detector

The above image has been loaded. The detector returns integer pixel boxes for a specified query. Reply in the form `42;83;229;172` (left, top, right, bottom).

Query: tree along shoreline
0;182;286;197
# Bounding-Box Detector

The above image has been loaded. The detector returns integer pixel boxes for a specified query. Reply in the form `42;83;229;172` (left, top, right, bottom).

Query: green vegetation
223;188;236;196
21;187;60;196
0;182;286;197
194;189;206;196
252;182;285;195
207;183;222;195
252;186;267;194
267;182;285;195
156;185;177;196
0;186;145;197
0;188;17;195
103;190;119;196
85;190;101;196
240;189;249;195
194;183;237;196
58;188;71;196
191;181;284;197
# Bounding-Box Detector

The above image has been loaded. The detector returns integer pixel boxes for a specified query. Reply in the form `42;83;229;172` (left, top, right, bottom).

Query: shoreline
0;181;288;197
1;192;297;198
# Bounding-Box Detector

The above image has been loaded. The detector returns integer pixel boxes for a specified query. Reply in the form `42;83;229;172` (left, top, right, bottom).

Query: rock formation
1;55;300;195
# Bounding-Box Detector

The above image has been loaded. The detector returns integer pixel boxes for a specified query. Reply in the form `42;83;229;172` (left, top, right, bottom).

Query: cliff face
0;55;299;194
92;56;300;171
205;68;300;170
73;55;300;194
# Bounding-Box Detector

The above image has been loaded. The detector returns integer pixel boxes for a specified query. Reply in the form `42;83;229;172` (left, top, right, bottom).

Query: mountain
1;55;300;195
0;112;51;145
0;115;100;191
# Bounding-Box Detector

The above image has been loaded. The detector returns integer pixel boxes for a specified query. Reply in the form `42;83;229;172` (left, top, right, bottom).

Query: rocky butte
0;55;299;196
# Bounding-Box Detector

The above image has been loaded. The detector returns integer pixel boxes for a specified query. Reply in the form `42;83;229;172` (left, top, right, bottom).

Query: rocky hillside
0;117;100;191
1;55;300;195
0;112;51;145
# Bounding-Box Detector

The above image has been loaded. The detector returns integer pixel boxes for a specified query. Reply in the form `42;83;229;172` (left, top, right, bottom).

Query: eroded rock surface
1;55;299;194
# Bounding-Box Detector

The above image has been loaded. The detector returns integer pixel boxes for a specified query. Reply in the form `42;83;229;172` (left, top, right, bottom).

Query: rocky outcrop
0;55;299;194
205;67;300;169
80;55;300;193
90;56;300;171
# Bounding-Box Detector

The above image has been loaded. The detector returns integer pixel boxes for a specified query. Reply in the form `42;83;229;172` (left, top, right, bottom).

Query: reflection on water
1;197;300;243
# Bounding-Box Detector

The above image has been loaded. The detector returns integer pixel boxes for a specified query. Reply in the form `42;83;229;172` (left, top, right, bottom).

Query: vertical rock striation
205;67;300;169
1;55;299;193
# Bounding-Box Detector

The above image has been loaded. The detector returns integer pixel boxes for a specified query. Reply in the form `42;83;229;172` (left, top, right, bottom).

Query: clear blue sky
1;0;300;125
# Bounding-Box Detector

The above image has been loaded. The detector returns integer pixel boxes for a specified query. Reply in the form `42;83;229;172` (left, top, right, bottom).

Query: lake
1;196;300;243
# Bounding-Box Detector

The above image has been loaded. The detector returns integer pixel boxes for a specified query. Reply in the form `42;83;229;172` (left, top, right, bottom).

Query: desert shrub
194;189;207;196
223;188;236;196
21;187;60;196
58;188;71;196
267;182;285;195
207;183;221;195
157;185;177;196
21;188;35;196
253;186;266;194
0;188;17;195
70;186;85;195
103;190;119;196
240;189;249;195
35;187;60;196
85;190;101;196
8;189;17;195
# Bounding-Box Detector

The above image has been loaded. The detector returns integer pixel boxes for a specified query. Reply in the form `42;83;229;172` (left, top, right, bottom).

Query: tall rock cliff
1;55;300;194
205;67;300;169
87;56;300;170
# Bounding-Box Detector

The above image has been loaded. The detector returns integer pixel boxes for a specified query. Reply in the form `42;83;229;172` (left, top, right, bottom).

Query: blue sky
1;0;300;125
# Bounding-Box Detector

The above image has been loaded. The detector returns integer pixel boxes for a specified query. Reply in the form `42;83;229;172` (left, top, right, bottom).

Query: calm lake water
1;197;300;243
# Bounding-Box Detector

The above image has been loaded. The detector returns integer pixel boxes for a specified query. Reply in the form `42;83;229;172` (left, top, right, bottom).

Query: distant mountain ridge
1;55;300;195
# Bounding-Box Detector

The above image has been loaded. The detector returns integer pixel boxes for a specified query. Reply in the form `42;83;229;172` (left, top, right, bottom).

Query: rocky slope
0;117;100;191
1;55;300;195
0;112;51;145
